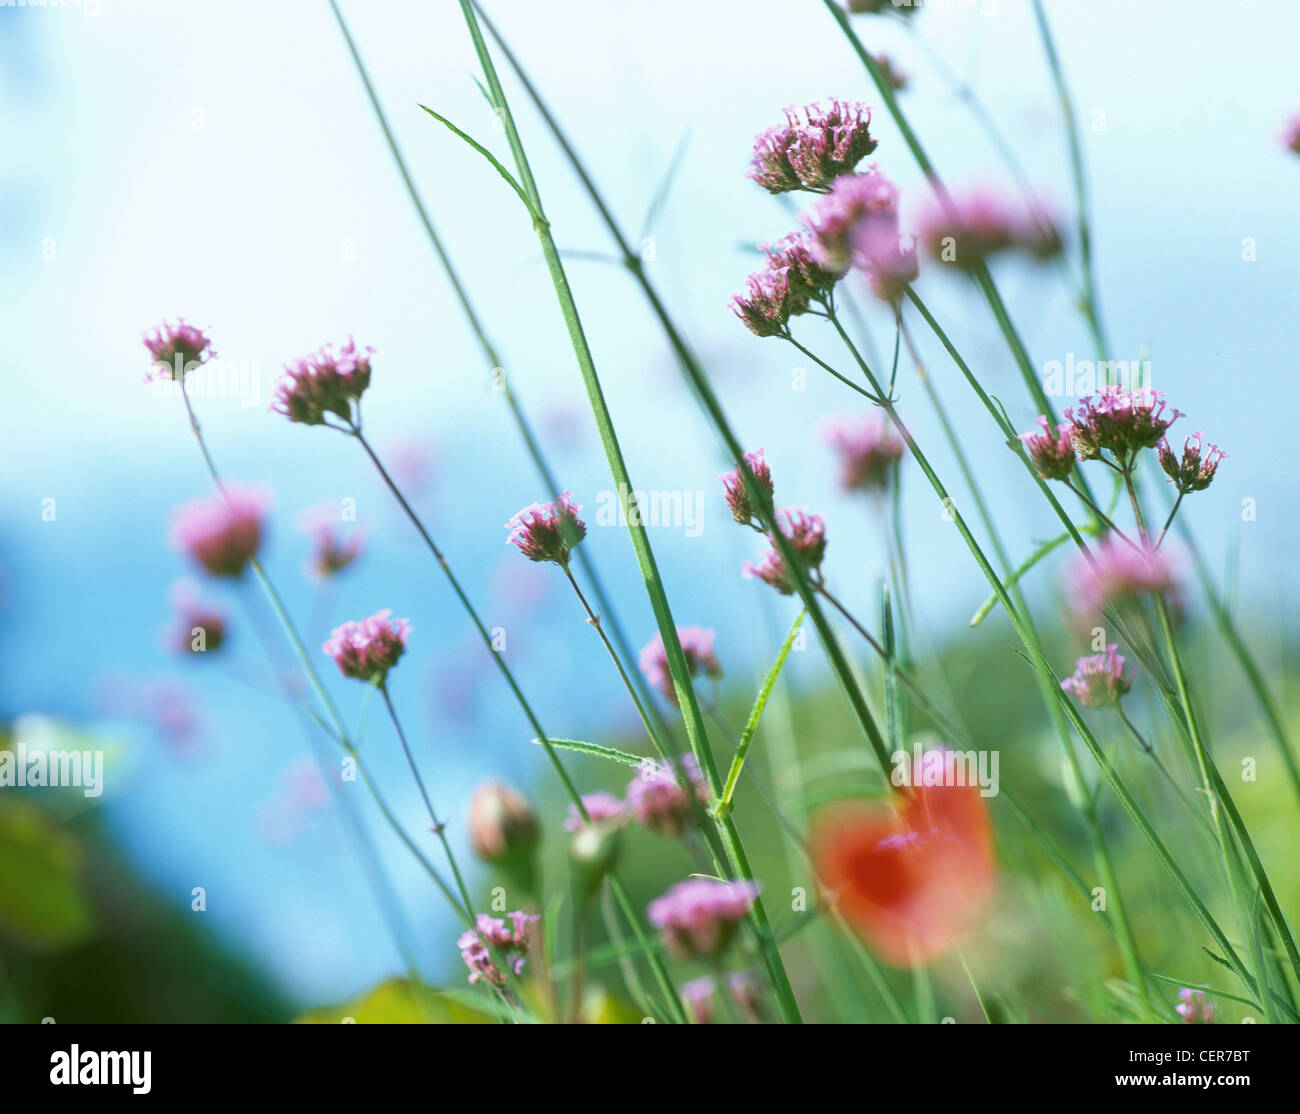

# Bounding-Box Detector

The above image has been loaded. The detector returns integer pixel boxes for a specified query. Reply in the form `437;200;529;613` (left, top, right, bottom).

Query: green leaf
0;798;95;950
293;977;496;1024
530;737;646;768
717;610;806;812
418;104;543;224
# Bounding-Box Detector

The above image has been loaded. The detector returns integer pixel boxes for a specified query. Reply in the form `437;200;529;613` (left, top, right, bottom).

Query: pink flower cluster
1060;645;1131;708
648;878;760;960
563;791;626;833
169;485;269;579
143;318;214;381
1065;386;1183;460
272;338;373;427
680;972;764;1024
743;509;828;595
1017;416;1077;482
639;626;723;705
1283;113;1300;155
457;911;540;987
505;492;586;567
1066;538;1176;619
804;169;917;303
1175;988;1215;1024
297;504;366;579
918;191;1061;270
822;413;904;494
322;608;411;683
626;756;710;837
747;100;877;194
720;448;775;528
731;233;842;337
168;581;228;655
1157;432;1226;494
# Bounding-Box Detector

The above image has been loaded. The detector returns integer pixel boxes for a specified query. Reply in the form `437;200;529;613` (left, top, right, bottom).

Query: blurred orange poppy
812;751;995;966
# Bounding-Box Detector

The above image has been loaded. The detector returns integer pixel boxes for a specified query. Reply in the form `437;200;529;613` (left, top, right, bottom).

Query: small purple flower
639;626;723;705
457;911;540;987
1157;432;1226;494
169;485;269;579
167;580;228;655
626;756;709;838
648;878;760;960
720;449;774;528
1060;645;1132;708
505;492;586;567
1066;538;1177;619
872;52;908;92
803;168;901;273
1065;386;1183;461
730;267;805;338
297;504;366;579
272;338;373;427
1175;988;1215;1024
747;100;877;195
759;231;845;304
143;318;215;382
918;191;1061;270
681;977;716;1024
563;791;626;833
322;609;411;683
1018;416;1077;482
822;413;904;493
743;508;828;595
1283;113;1300;155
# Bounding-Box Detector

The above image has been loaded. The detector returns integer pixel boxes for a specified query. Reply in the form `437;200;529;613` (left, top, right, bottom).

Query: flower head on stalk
730;267;805;338
1065;538;1176;619
720;449;774;528
563;791;626;833
803;167;902;273
871;52;908;92
1060;645;1132;708
648;878;760;960
759;231;845;305
747;100;877;194
167;580;228;656
297;504;366;579
169;485;269;579
322;609;411;684
468;780;540;865
1157;432;1226;494
1283;113;1300;155
272;338;373;427
1175;988;1215;1024
457;911;539;987
679;973;765;1024
918;191;1062;270
143;318;215;382
626;755;709;837
638;626;723;705
1064;386;1182;462
505;492;586;568
743;509;828;595
1017;416;1077;482
822;412;905;494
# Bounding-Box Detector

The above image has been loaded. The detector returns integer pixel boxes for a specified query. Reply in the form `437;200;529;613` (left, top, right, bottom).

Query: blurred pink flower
169;485;269;579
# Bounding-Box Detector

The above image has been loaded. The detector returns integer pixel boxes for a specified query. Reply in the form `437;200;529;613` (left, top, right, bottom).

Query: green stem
326;0;664;741
457;0;809;1021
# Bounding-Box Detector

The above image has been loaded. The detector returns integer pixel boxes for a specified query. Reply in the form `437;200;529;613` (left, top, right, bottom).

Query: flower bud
569;820;621;895
468;781;540;867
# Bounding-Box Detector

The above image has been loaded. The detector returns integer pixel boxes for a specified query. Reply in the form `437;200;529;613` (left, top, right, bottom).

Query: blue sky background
3;0;1298;1006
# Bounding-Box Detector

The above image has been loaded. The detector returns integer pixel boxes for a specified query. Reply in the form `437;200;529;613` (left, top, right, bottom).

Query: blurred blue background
3;0;1298;1008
